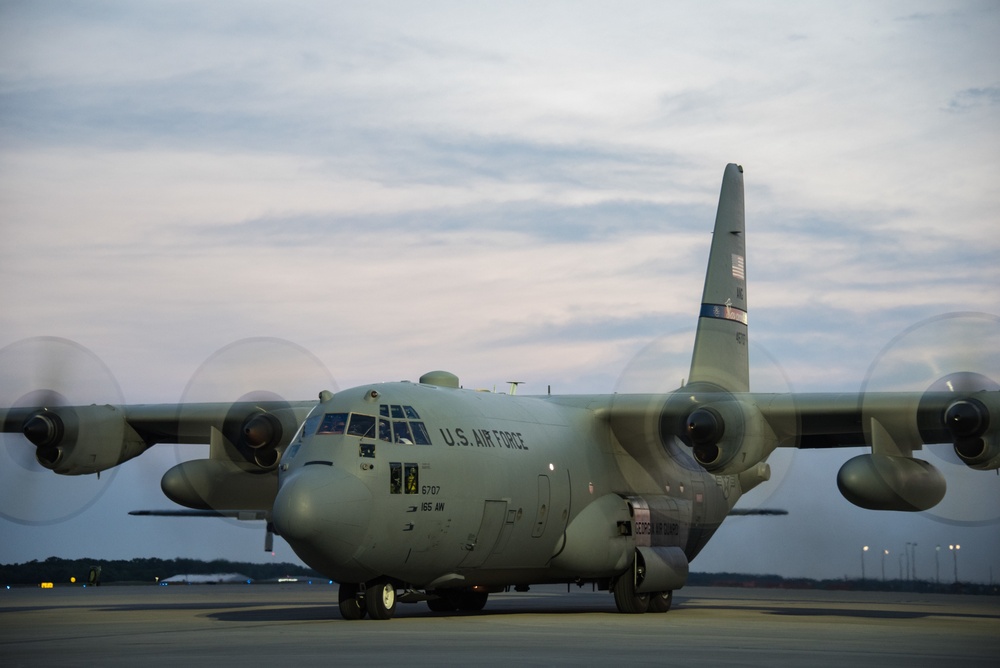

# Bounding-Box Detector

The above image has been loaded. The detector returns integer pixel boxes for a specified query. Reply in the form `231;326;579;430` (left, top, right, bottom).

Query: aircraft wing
600;388;994;457
598;384;998;513
2;399;319;513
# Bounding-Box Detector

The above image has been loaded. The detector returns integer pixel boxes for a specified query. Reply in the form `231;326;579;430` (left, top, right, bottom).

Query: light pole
935;545;940;584
882;549;888;582
911;542;918;581
950;544;960;583
861;545;869;580
905;542;912;581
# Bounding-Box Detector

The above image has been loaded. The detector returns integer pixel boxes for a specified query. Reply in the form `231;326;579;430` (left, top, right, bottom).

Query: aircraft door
532;470;571;539
691;479;705;527
531;475;550;538
458;500;508;568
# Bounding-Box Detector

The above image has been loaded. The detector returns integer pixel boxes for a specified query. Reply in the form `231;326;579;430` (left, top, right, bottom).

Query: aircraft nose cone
272;465;372;565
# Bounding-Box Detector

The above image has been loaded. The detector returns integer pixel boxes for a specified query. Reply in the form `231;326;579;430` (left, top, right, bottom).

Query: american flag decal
731;254;745;280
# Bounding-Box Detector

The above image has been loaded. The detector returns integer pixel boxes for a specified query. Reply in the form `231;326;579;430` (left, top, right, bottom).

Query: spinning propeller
860;312;1000;526
165;337;336;521
0;337;124;525
1;336;335;530
613;328;796;511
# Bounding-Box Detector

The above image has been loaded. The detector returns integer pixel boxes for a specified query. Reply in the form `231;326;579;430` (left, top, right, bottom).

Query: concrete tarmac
2;584;998;667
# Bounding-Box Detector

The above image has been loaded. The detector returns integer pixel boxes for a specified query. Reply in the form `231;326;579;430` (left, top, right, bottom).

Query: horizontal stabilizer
129;509;268;520
727;508;788;516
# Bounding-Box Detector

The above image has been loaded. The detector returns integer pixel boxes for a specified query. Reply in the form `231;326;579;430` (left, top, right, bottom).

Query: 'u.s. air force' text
439;427;528;450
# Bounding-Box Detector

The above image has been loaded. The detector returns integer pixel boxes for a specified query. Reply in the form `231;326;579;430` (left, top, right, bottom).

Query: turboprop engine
837;373;1000;512
158;401;304;511
660;386;779;476
941;397;1000;470
12;402;148;475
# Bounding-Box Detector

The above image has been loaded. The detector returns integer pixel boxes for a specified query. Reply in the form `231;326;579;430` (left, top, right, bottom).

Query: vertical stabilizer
688;163;749;392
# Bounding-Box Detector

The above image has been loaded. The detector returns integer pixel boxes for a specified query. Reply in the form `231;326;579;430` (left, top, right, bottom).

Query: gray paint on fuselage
278;380;738;586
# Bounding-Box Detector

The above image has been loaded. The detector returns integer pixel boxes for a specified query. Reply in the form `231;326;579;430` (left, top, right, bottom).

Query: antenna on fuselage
507;381;524;395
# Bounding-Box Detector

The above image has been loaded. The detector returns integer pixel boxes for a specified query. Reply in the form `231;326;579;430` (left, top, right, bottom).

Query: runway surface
2;584;998;666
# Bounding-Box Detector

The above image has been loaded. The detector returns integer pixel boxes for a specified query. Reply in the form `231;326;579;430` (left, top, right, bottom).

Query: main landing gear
338;581;493;620
425;588;489;613
612;572;673;614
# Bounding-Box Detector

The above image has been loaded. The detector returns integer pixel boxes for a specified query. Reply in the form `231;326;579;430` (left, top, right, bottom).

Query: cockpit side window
410;421;432;445
390;405;405;419
300;413;322;440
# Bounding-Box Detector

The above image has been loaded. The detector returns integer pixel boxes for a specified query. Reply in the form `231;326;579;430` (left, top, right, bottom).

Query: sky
1;1;998;583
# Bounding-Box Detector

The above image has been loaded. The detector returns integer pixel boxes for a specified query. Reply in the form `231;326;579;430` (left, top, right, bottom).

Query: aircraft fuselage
272;377;736;590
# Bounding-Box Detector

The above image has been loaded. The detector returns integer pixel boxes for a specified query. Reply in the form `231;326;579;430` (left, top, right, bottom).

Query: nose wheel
365;578;397;620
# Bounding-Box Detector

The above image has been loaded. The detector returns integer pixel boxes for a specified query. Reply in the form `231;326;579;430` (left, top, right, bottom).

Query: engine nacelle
217;401;302;471
916;374;1000;471
662;389;778;475
20;404;148;475
954;433;1000;470
944;399;1000;470
837;454;946;511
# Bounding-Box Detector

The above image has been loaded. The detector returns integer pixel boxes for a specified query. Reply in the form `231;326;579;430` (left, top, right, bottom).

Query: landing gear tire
338;583;366;620
648;591;673;613
612;572;649;614
365;579;397;620
451;589;489;612
426;597;455;613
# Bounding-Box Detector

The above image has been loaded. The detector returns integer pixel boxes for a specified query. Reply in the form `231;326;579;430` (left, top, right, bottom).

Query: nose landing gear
365;578;397;620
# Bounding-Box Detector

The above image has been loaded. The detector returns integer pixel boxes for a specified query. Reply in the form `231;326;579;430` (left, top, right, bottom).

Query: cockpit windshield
311;404;433;445
347;414;377;438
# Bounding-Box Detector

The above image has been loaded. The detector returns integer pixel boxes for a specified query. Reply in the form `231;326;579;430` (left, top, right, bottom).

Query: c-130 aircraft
3;164;998;620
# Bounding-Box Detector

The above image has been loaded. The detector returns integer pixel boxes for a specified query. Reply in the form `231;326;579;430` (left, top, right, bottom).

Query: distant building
160;573;251;585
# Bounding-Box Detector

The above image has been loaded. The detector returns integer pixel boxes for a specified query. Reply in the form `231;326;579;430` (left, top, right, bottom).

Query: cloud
948;86;1000;111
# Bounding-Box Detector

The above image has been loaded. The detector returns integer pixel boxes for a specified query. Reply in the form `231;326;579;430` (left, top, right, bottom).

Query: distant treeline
0;557;318;586
2;558;997;595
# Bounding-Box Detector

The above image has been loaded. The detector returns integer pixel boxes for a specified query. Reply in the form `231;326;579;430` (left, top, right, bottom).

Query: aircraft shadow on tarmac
203;599;1000;624
207;603;620;623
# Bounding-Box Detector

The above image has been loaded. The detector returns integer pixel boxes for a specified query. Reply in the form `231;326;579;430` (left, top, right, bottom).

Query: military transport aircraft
2;164;998;620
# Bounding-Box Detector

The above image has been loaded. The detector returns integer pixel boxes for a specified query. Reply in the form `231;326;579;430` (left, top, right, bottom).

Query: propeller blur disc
174;337;335;522
861;312;1000;526
0;337;122;526
614;328;796;510
180;338;337;405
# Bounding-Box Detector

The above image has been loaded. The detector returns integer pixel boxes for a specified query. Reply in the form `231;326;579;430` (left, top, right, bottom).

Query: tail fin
688;163;749;392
